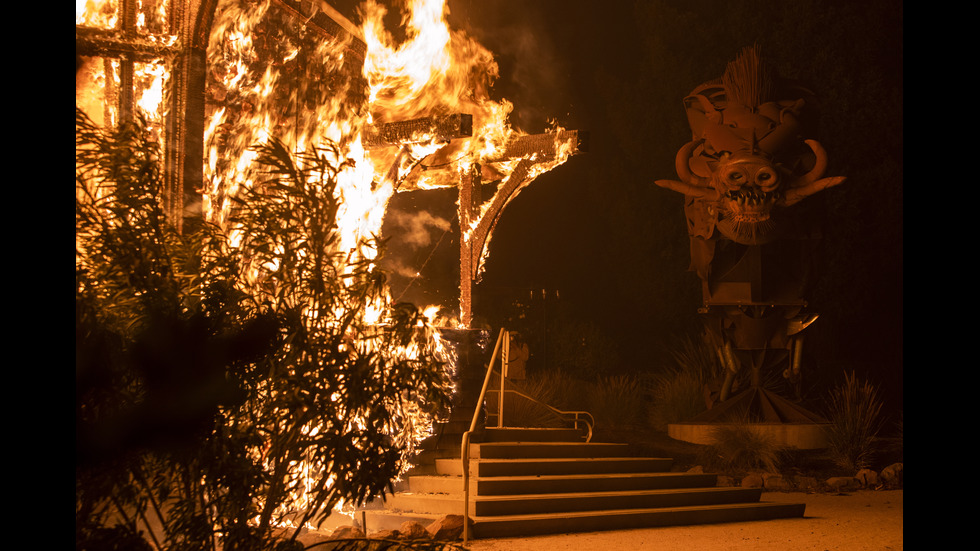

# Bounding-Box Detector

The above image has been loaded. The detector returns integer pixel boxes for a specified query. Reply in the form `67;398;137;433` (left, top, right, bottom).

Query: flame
79;0;576;532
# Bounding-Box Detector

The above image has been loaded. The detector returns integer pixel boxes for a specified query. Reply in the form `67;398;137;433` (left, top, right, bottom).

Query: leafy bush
76;109;453;550
825;371;884;472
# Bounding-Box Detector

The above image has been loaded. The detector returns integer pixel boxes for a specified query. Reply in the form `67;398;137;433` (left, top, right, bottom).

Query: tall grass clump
501;371;563;428
589;374;646;430
825;371;884;471
498;370;589;429
707;421;783;473
647;369;707;431
647;334;718;430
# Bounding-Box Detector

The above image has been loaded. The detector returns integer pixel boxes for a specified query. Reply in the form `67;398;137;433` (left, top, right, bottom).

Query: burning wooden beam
272;0;367;61
75;27;183;61
491;129;589;161
363;114;474;149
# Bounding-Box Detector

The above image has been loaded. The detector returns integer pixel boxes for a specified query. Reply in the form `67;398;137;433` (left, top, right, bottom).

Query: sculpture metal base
667;386;830;449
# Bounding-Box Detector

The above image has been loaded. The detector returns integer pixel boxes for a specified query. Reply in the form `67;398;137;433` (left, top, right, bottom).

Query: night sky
338;1;903;417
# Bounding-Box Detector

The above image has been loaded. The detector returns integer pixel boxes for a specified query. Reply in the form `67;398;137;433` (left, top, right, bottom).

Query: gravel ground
464;490;903;551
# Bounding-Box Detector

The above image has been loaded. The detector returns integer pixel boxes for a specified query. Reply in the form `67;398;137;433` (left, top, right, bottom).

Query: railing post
498;330;508;428
462;328;506;543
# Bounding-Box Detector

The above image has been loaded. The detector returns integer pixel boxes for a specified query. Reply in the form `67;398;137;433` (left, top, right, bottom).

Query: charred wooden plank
75;27;182;61
490;129;589;161
363;114;473;148
273;0;367;61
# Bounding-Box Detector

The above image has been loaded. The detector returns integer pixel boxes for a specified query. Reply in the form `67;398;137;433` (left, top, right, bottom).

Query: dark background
341;1;903;421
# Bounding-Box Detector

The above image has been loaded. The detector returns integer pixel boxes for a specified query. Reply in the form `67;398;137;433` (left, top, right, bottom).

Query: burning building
76;0;585;327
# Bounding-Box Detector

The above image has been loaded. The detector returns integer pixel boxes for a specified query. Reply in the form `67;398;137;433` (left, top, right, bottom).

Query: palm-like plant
76;109;453;550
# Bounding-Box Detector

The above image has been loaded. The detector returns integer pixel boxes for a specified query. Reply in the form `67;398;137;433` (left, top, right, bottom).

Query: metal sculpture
656;46;845;424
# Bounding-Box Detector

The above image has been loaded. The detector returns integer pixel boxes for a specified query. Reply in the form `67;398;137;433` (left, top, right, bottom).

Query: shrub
707;422;783;473
75;109;452;549
499;370;587;429
500;371;562;428
588;374;646;430
647;369;707;431
825;371;884;472
646;334;718;429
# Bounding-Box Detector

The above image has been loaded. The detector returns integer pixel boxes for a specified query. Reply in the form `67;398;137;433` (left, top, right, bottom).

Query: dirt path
464;490;903;551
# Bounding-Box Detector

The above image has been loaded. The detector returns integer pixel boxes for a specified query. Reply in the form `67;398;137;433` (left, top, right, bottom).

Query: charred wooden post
458;130;587;326
458;163;482;327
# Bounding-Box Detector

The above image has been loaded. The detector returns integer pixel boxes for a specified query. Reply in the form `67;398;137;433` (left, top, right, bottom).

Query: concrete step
408;474;462;494
385;492;463;516
436;457;674;477
481;427;587;442
473;487;763;516
383;486;764;518
470;501;807;539
407;471;718;495
474;471;719;495
471;441;633;459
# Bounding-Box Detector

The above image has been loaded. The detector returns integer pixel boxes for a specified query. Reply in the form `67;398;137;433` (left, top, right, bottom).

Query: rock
716;475;736;487
856;468;879;487
686;465;705;474
370;529;400;540
329;525;365;540
426;514;468;540
826;476;860;491
273;540;305;551
399;521;430;540
763;473;794;491
794;476;819;491
295;529;333;547
740;473;764;488
881;463;903;486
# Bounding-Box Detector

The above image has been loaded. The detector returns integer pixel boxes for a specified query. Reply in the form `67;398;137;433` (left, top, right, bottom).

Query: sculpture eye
755;167;778;188
727;171;745;184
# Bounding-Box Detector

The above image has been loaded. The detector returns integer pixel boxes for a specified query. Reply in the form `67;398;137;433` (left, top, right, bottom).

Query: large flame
78;0;576;531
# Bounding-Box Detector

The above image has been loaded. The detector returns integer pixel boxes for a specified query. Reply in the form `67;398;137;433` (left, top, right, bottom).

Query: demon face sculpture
657;47;845;246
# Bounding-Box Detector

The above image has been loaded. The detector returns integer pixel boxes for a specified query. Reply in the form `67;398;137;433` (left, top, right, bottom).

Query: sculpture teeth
728;190;777;205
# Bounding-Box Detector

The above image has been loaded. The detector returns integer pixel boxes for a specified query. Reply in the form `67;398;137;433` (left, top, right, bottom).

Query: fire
78;0;577;532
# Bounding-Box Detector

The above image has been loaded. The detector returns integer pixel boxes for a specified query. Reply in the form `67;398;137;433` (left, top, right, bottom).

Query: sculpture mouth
716;189;780;244
722;189;778;222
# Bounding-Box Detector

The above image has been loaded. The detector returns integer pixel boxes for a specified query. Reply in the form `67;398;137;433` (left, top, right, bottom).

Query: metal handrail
492;387;595;443
461;328;506;543
460;328;595;542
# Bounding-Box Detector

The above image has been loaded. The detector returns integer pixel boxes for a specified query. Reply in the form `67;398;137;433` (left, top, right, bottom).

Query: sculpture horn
675;140;707;186
801;139;828;183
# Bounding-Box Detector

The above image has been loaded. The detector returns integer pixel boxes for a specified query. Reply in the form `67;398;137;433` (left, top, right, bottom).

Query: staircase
361;425;805;539
358;329;805;539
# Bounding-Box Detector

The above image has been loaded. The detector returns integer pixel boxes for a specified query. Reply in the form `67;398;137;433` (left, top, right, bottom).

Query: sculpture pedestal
668;420;830;449
667;386;830;449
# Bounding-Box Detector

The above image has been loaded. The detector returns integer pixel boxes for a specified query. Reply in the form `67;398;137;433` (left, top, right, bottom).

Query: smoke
388;209;451;247
383;209;452;279
448;1;571;133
